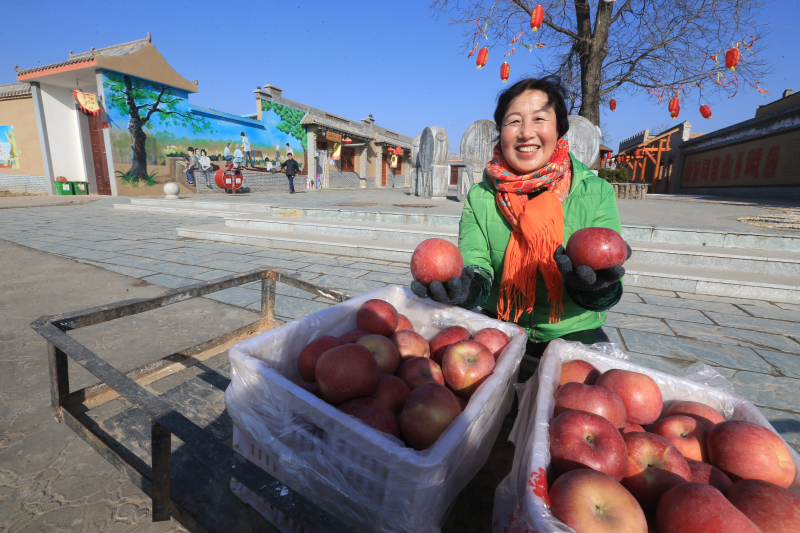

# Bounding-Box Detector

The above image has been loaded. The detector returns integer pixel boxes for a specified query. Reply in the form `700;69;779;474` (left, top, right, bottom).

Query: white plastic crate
492;339;800;533
225;285;527;533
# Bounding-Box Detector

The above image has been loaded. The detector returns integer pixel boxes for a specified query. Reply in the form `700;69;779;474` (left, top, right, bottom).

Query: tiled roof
16;35;151;76
301;113;376;141
0;82;31;98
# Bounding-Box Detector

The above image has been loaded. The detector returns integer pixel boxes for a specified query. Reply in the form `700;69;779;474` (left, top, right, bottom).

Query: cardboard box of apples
492;340;800;533
225;285;527;533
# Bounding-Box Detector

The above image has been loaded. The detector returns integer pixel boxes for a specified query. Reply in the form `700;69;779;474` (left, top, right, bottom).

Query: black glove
553;243;631;292
410;267;475;305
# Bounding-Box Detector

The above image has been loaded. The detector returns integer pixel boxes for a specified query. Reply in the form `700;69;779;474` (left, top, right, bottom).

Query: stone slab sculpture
418;126;449;199
409;134;421;195
567;115;602;169
459;119;496;201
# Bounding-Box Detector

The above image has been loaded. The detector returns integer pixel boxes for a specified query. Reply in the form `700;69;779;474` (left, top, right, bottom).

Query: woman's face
499;89;559;174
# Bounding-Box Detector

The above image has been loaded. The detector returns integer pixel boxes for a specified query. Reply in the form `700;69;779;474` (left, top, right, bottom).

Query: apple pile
295;298;511;451
548;360;799;533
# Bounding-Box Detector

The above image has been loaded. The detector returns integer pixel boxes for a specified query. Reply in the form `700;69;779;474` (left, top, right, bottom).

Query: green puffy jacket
458;153;623;342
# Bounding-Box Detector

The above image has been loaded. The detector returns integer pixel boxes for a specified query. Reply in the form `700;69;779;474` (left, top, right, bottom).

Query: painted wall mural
0;126;20;169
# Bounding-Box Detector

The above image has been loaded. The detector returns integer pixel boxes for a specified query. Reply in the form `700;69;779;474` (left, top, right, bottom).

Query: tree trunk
128;117;148;181
576;0;613;127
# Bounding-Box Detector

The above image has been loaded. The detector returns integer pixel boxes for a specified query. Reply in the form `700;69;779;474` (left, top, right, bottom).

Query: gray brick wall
196;171;291;194
0;175;49;194
387;173;406;188
329;171;364;188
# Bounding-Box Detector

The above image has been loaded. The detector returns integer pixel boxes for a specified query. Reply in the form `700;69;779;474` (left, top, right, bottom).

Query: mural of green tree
261;101;307;154
104;74;211;181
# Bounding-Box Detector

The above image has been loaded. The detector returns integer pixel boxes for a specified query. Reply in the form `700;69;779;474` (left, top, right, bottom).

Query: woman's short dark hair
493;75;570;139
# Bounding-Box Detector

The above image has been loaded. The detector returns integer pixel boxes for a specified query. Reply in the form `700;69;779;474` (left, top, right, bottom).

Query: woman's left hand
410;267;475;305
553;243;631;291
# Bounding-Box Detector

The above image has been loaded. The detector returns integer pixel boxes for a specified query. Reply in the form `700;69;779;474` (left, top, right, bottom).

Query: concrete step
623;262;800;305
176;223;417;262
622;224;800;253
629;241;800;277
222;214;458;245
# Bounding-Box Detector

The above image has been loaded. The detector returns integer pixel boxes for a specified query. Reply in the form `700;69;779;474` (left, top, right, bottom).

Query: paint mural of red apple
565;227;628;270
399;383;461;450
440;340;495;399
549;410;628;481
339;397;400;438
410;238;464;286
656;483;763;533
553;382;627;428
621;432;692;512
473;328;510;360
430;326;472;364
559;359;601;387
297;335;344;382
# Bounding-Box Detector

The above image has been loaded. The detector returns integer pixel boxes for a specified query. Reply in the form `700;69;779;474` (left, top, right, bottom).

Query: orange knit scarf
486;138;572;324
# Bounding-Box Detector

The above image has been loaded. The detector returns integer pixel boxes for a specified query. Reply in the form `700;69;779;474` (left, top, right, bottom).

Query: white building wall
40;83;89;182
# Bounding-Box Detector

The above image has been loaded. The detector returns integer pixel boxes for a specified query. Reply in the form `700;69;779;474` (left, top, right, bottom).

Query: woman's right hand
410;267;474;305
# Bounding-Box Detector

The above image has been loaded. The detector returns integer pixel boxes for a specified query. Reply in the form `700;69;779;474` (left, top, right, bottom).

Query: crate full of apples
225;285;526;533
492;339;800;533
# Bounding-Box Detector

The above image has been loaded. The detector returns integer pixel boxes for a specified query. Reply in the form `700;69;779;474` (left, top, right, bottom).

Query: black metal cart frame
31;268;357;533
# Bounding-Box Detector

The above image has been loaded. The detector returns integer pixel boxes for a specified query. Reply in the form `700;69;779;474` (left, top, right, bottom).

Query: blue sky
2;0;798;152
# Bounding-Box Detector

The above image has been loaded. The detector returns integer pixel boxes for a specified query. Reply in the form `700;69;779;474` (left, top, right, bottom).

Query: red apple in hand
297;336;344;382
727;479;800;533
397;357;445;390
554;382;627;428
339;397;400;438
656;483;763;533
357;299;398;336
371;374;411;413
410;238;463;286
621;432;692;512
399;383;461;450
652;415;709;462
559;359;601;387
664;400;725;431
396;314;414;331
685;459;733;494
315;344;380;405
622;421;646;434
566;227;628;270
441;340;495;399
430;326;472;364
549;410;628;481
390;330;431;362
596;369;663;425
473;328;510;360
707;420;796;488
340;329;372;344
549;469;648;533
357;334;400;374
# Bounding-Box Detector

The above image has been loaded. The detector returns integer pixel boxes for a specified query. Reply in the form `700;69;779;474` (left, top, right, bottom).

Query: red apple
455;396;468;412
441;340;495;399
707;420;796;488
549;410;628;481
297;381;321;398
685;459;733;494
356;334;401;374
370;374;411;414
399;383;461;450
549;469;648;533
356;299;398;336
621;432;692;512
396;357;445;390
559;359;601;387
652;415;709;462
566;227;628;271
339;329;372;344
727;479;800;533
410;238;464;286
396;314;414;331
338;397;400;439
390;330;431;362
473;328;510;360
315;344;381;405
554;382;627;428
297;336;344;382
656;483;763;533
430;326;472;364
622;421;646;434
663;401;725;431
596;369;663;425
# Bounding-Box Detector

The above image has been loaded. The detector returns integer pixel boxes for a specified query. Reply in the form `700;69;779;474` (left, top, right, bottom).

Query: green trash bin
72;182;89;195
55;182;74;195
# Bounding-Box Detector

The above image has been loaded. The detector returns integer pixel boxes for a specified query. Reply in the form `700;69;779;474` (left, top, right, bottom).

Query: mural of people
0;126;20;169
185;147;198;185
199;149;213;189
241;132;252;168
224;142;233;165
275;144;281;164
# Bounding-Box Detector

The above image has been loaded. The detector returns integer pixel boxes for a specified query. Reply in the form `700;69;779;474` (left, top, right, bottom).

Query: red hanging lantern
635;149;643;158
609;98;617;112
671;108;680;120
668;97;680;113
395;146;402;155
530;5;544;32
343;137;353;144
725;47;739;71
476;47;488;69
500;61;510;83
699;105;712;119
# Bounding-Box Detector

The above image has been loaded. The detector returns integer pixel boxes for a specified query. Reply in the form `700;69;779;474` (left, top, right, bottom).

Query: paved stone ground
1;192;799;531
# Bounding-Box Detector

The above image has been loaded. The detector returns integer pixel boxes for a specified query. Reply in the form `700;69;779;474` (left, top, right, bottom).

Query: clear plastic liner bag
492;339;800;533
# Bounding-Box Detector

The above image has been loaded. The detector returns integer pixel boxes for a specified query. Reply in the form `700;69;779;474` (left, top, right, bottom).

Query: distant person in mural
199;149;213;189
281;152;300;194
285;142;292;158
275;144;281;164
233;145;244;168
185;147;198;185
241;132;252;169
224;142;233;165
